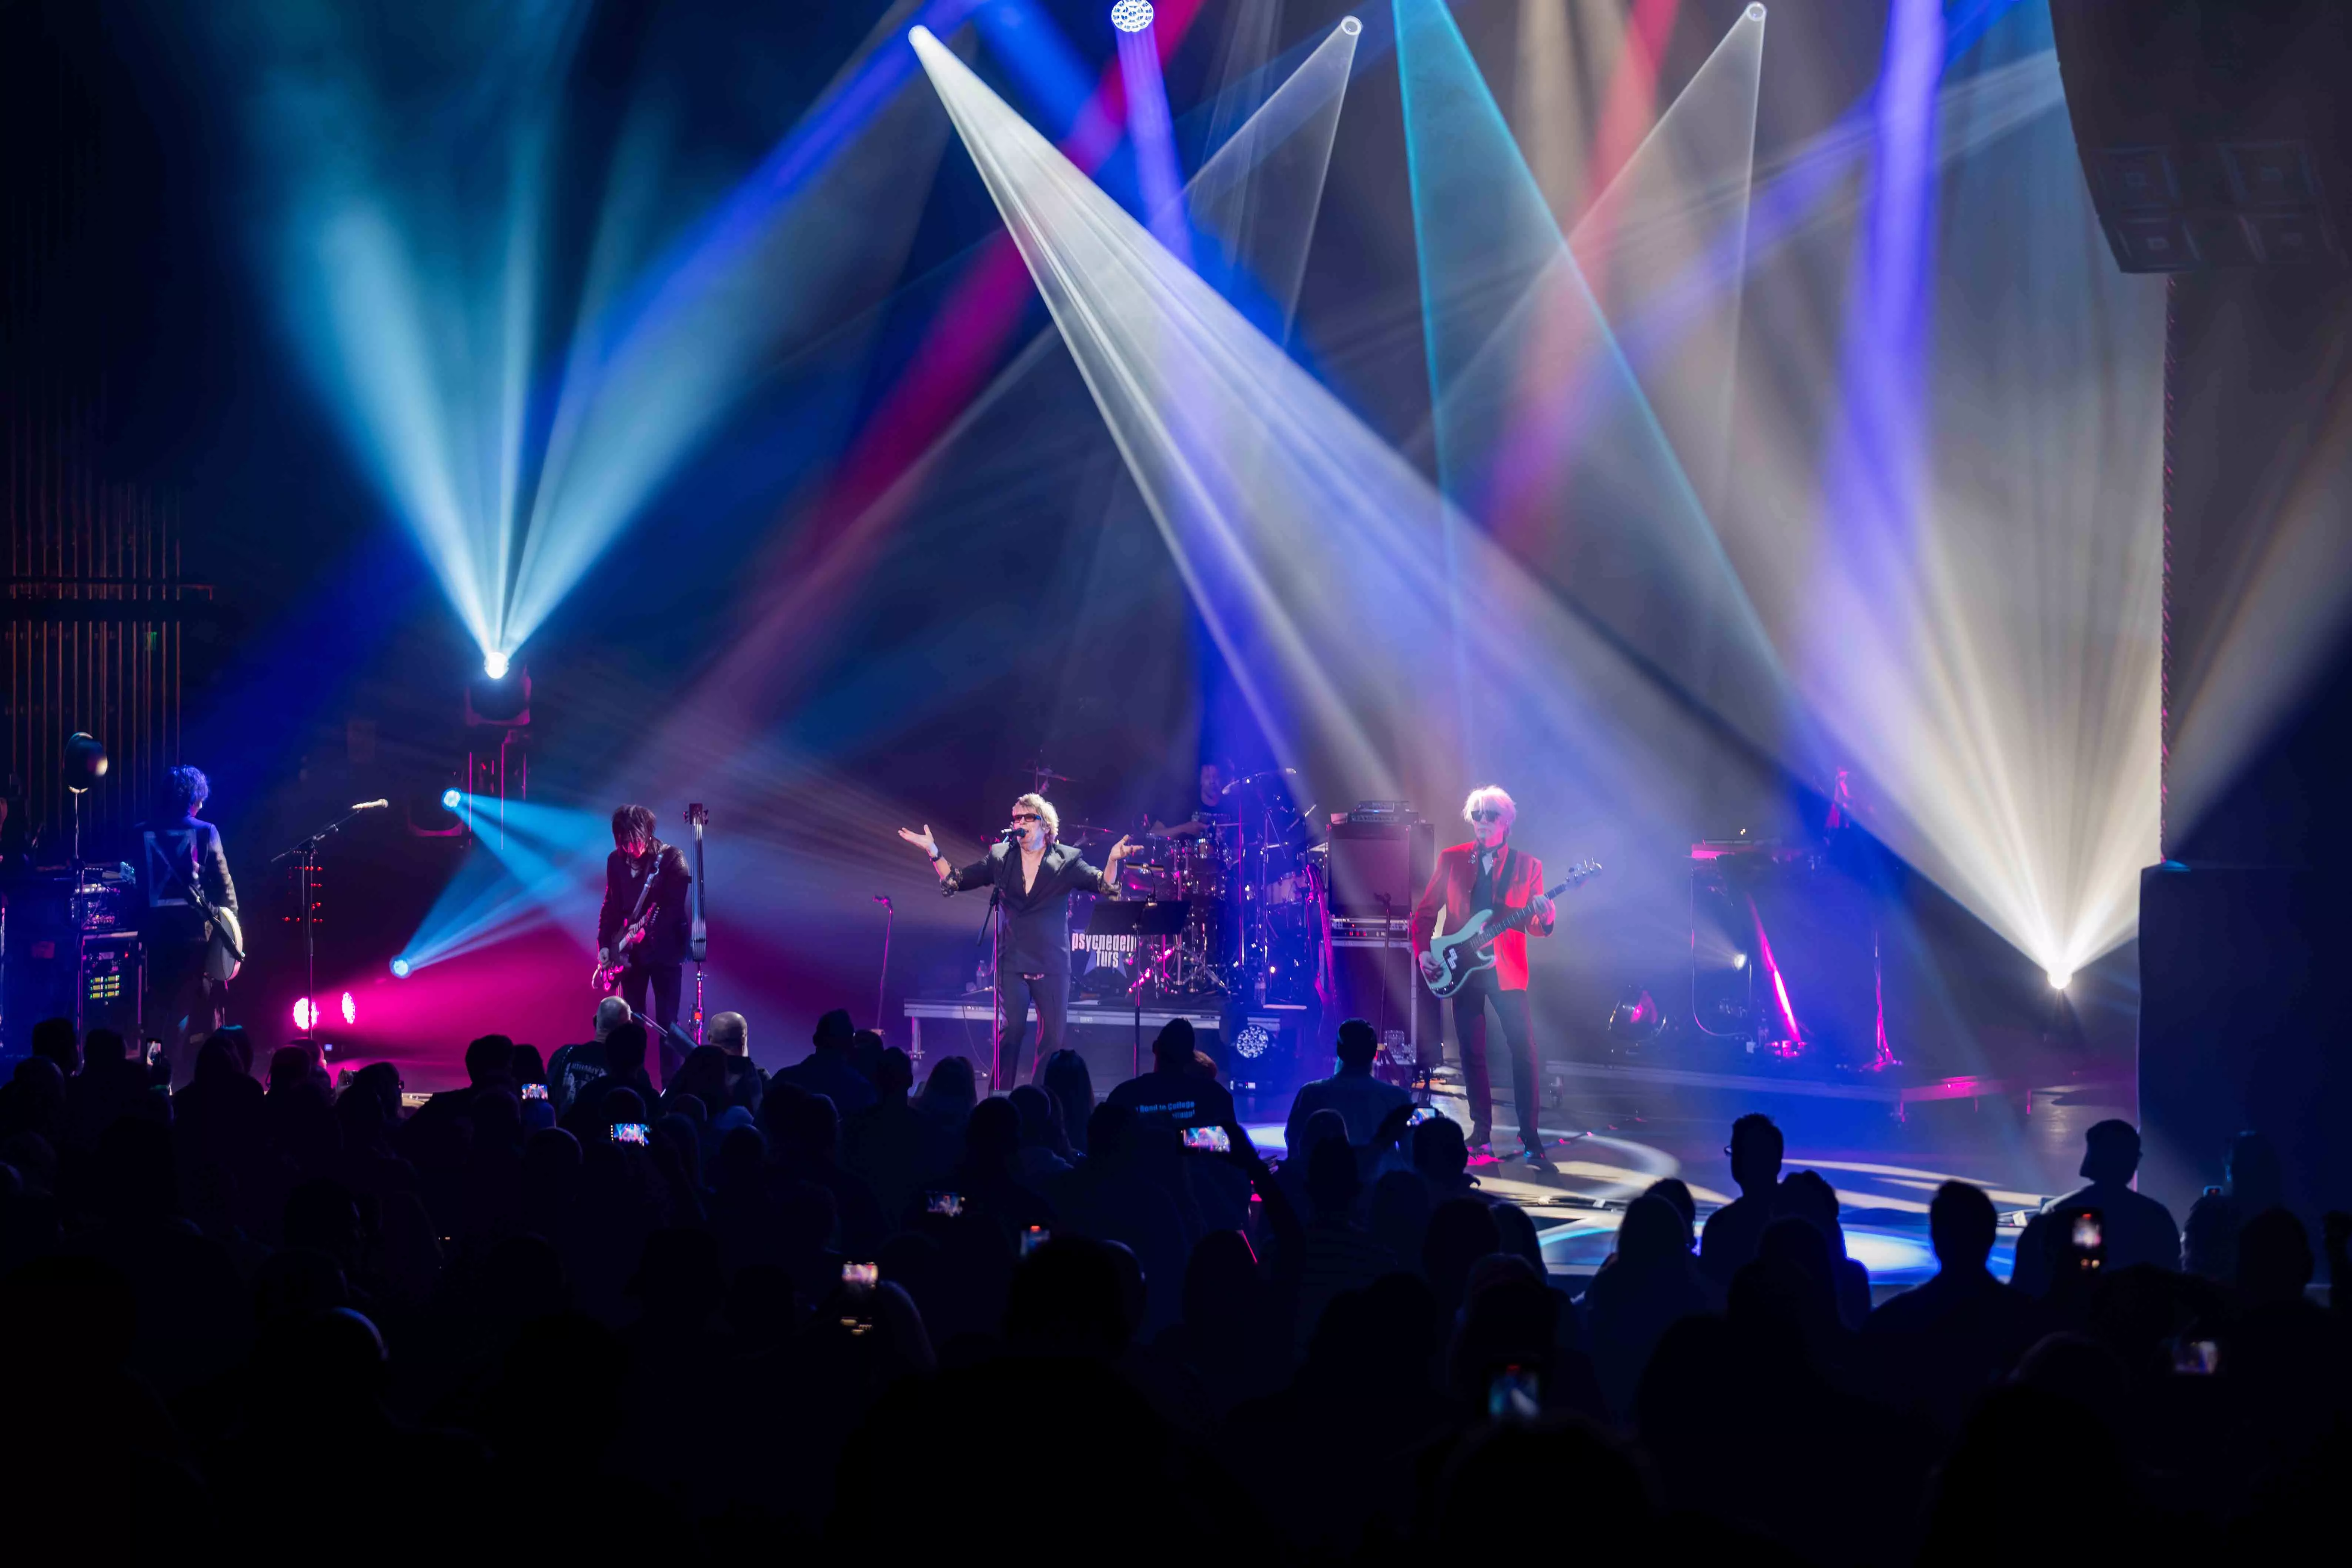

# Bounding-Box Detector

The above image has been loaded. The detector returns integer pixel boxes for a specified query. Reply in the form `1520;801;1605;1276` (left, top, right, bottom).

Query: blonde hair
1015;792;1060;842
1463;785;1517;828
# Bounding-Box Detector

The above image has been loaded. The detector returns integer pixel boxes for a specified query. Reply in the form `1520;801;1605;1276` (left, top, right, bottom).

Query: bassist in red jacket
1410;787;1557;1163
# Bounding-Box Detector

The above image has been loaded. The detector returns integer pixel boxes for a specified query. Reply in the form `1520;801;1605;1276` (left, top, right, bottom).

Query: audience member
1584;1194;1714;1418
1041;1048;1096;1156
1864;1179;2040;1433
1699;1111;1782;1287
2012;1119;2181;1294
1777;1167;1872;1328
772;1008;877;1115
1283;1018;1412;1155
2181;1129;2284;1281
1103;1019;1235;1132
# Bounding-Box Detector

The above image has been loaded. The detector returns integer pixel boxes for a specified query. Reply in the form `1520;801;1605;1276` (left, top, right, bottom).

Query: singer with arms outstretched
898;795;1130;1087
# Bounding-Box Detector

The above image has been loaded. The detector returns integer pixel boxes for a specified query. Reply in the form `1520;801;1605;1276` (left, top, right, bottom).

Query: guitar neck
1490;875;1585;936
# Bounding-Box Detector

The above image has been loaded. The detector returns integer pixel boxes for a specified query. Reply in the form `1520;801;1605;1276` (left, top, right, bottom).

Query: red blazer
1409;841;1556;992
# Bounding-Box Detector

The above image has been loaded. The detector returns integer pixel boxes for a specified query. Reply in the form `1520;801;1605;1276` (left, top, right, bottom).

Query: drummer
1149;759;1239;841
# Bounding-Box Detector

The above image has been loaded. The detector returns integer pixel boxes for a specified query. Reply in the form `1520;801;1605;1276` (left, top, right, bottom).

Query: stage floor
1239;1057;2136;1294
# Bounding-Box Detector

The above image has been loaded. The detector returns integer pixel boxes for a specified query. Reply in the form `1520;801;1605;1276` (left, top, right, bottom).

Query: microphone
873;893;893;907
350;799;390;810
998;827;1025;842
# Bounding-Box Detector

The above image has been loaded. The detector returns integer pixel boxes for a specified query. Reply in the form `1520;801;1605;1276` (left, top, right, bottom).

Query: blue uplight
390;957;412;979
441;788;464;811
1110;0;1154;33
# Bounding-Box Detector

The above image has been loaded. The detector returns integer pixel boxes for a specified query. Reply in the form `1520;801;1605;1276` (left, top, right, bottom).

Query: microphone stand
872;894;894;1035
268;803;375;1037
686;803;709;1046
976;884;1003;1091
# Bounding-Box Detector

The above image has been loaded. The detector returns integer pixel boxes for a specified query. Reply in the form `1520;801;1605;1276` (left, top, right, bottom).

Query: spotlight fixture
483;649;511;680
293;997;316;1032
342;991;358;1026
1231;1022;1273;1060
1340;16;1361;36
1110;0;1153;33
2048;969;2073;992
1731;952;1748;969
441;787;464;812
390;957;412;979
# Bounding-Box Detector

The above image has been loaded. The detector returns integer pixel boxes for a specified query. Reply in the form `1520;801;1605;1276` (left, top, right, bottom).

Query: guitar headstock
685;802;710;829
1563;858;1602;886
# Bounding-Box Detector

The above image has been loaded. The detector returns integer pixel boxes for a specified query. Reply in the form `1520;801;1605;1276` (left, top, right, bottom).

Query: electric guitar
592;852;665;994
1420;859;1602;999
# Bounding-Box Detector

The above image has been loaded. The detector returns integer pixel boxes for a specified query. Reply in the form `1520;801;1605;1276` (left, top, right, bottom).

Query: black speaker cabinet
2138;864;2352;1243
2050;0;2351;271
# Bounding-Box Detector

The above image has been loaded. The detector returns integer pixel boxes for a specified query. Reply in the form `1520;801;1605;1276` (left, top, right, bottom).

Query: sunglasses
1470;810;1504;823
1011;813;1040;823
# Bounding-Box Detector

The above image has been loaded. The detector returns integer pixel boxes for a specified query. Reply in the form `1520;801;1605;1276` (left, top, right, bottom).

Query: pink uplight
341;992;357;1027
293;997;315;1032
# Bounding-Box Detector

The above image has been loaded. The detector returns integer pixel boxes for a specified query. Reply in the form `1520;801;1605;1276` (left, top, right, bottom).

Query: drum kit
1055;768;1327;1008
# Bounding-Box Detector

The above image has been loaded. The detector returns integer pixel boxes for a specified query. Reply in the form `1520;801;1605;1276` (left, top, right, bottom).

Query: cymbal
1059;822;1119;845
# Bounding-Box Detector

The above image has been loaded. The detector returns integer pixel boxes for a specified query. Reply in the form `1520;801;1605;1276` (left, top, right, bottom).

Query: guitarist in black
138;765;240;1085
1410;786;1557;1164
597;805;694;1054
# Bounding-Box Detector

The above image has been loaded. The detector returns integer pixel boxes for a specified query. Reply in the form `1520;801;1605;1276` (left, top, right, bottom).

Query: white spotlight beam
1183;17;1362;339
501;41;957;654
906;25;1733;837
621;17;1373;767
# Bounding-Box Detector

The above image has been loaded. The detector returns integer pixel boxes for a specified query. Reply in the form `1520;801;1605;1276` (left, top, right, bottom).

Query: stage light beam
906;22;1762;879
483;650;510;681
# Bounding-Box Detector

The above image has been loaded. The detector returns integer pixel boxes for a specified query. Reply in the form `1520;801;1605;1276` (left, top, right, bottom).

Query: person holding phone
2009;1120;2181;1296
1104;1018;1234;1134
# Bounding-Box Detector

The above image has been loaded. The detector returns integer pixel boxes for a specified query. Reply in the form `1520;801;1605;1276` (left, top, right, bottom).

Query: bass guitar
1420;860;1602;999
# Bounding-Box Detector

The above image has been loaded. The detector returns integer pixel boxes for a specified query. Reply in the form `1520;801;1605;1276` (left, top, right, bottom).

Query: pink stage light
341;992;358;1026
293;997;315;1032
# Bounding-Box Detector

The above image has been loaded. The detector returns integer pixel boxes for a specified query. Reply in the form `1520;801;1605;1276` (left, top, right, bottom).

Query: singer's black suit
942;839;1118;1085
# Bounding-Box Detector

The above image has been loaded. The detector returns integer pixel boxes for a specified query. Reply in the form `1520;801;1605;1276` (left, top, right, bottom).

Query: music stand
1084;899;1191;1075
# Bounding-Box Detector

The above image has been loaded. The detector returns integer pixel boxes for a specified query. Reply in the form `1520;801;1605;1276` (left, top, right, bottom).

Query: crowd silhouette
0;1006;2344;1562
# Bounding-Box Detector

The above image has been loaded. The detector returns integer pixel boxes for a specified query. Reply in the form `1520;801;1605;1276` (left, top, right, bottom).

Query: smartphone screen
1181;1125;1231;1154
841;1261;879;1289
1487;1364;1540;1421
2070;1211;2103;1251
610;1122;650;1146
1021;1225;1051;1257
2171;1338;2219;1375
1407;1104;1442;1126
520;1081;549;1101
926;1190;963;1217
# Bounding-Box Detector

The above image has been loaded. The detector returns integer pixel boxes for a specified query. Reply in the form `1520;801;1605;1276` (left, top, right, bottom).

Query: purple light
1114;11;1189;261
1110;0;1154;32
